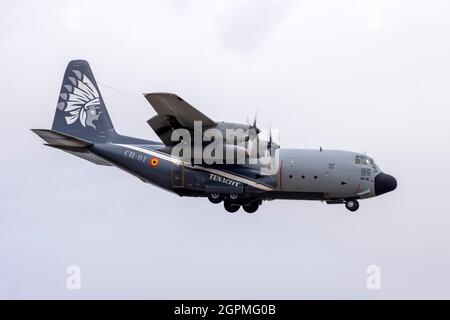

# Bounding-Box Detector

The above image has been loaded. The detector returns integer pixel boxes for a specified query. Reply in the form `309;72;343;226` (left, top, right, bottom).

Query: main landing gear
224;200;260;213
224;200;240;213
209;193;261;213
242;202;259;214
208;193;223;204
345;199;359;212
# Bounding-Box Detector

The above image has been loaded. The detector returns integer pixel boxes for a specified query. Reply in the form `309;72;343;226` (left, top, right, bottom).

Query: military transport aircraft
32;60;397;213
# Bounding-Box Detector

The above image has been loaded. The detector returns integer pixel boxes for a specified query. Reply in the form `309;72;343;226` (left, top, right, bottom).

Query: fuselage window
361;168;371;177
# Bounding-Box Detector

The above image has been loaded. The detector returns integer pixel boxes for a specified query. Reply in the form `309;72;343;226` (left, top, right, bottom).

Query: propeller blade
267;126;280;157
268;128;273;156
250;112;261;134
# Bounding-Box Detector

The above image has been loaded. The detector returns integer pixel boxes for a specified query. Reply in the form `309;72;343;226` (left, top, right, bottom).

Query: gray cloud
220;0;296;52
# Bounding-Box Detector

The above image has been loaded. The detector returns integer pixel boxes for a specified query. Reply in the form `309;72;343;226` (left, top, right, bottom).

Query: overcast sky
1;0;450;299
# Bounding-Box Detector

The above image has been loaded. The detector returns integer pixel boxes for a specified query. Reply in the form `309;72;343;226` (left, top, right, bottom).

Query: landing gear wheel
243;202;259;214
229;194;239;200
345;199;359;212
208;193;223;204
224;201;240;213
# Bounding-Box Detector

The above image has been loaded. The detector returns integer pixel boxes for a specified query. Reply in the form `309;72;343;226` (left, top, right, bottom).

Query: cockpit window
355;155;374;165
361;168;371;177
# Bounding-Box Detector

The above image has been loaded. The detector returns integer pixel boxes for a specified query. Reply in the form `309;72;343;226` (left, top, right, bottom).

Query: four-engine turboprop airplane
32;60;397;213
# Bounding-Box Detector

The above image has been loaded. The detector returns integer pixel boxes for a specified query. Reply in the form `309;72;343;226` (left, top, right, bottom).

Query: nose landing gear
345;199;359;212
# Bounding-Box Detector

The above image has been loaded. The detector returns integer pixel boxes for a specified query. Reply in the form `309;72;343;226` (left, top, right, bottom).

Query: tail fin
52;60;116;143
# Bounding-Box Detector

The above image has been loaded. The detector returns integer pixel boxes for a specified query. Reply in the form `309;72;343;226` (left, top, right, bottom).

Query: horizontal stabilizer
31;129;112;166
31;129;92;148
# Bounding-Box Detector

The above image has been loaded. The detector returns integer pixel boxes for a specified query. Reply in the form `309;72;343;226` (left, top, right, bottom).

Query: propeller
267;126;280;157
247;112;260;134
245;112;279;158
245;113;260;158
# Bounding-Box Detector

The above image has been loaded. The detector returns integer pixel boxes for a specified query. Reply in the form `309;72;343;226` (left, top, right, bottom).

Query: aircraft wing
145;93;216;145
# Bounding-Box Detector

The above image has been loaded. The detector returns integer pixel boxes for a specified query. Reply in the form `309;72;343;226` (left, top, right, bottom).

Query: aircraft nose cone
374;172;397;196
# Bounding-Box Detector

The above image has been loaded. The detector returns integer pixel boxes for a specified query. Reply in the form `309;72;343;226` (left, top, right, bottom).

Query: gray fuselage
89;143;387;203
